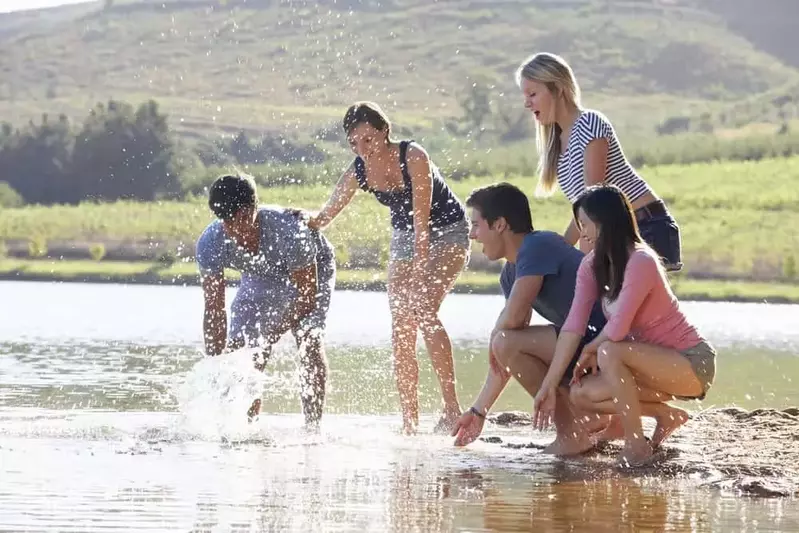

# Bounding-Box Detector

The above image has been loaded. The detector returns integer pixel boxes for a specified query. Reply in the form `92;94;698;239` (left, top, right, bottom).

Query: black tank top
354;140;466;231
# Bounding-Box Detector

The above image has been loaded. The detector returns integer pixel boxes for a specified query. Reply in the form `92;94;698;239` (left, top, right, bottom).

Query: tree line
0;99;335;207
0;100;182;206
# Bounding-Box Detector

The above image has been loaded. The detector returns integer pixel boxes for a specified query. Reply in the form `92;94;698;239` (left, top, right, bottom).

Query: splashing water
173;347;269;441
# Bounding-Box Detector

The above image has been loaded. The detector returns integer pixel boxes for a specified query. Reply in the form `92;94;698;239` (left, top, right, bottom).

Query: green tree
70;100;182;201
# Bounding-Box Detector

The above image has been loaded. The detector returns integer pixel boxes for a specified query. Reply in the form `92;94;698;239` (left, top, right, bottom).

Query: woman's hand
287;208;324;230
533;386;557;431
570;342;599;386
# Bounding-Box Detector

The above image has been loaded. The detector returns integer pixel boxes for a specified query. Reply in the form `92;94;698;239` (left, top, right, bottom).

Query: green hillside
0;0;797;141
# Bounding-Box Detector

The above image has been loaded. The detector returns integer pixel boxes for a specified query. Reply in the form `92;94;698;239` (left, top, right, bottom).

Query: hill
0;0;797;141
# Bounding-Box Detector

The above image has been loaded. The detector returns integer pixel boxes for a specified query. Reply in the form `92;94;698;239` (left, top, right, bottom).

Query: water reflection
2;282;799;531
482;474;673;532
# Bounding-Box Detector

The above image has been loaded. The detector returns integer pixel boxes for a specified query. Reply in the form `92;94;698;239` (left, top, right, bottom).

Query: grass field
2;156;799;279
1;0;798;141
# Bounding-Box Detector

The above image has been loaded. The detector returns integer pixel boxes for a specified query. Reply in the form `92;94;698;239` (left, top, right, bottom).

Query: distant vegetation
2;157;798;283
2;94;799;207
0;0;798;287
0;0;797;141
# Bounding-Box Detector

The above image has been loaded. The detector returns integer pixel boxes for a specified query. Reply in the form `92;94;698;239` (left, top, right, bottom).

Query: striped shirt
557;109;652;204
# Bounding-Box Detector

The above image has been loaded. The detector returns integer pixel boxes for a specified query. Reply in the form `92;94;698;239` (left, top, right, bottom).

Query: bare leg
388;259;421;434
570;346;699;465
587;388;688;449
492;326;594;455
597;340;702;465
295;331;327;428
415;242;468;432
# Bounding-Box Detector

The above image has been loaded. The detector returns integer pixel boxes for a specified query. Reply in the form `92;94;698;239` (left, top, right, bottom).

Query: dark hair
465;182;534;233
343;101;392;139
208;174;257;220
573;184;643;300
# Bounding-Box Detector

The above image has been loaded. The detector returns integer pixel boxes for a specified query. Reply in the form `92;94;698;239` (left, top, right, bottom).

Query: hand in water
451;410;485;447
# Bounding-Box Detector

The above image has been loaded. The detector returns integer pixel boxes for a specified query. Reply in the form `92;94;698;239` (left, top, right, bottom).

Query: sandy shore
485;407;799;498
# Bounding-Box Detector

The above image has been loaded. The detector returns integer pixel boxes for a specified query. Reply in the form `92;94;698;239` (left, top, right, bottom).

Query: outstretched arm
202;273;227;356
453;275;541;446
310;165;359;230
406;145;433;271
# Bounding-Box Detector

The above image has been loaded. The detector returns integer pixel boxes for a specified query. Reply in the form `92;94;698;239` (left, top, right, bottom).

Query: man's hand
452;409;485;447
288;262;318;330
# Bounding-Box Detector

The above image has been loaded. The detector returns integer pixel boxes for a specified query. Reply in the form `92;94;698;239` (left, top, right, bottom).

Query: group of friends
195;52;717;468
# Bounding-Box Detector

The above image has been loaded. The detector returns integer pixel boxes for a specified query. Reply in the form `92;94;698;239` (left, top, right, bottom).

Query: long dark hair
573;184;644;300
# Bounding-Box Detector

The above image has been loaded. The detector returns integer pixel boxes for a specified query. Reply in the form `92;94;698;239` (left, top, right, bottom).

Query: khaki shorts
676;340;717;401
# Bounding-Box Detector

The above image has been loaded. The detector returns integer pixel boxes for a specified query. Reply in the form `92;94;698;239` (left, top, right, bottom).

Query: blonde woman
515;52;683;271
305;102;470;435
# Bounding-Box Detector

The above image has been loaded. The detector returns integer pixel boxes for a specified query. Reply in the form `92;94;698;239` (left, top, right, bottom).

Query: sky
0;0;96;14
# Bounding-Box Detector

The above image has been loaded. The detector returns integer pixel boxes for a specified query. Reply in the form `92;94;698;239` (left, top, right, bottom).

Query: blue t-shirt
499;231;606;333
195;205;333;300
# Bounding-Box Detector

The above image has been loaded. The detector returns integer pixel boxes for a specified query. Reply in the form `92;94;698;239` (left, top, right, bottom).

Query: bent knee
491;330;514;365
596;341;626;369
569;385;589;407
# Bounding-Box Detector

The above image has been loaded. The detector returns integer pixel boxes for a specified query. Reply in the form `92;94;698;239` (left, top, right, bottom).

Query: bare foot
303;420;321;434
651;406;689;448
581;414;613;435
590;416;625;444
616;440;654;468
247;399;261;422
542;434;597;456
401;418;418;436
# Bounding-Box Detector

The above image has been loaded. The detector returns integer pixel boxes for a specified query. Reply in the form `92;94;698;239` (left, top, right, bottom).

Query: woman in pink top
532;184;716;468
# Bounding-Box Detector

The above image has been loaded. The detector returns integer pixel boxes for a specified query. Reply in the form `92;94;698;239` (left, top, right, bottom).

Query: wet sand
486;407;799;499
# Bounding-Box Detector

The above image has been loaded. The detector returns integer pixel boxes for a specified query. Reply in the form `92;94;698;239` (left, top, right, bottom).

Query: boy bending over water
196;174;336;428
451;183;608;455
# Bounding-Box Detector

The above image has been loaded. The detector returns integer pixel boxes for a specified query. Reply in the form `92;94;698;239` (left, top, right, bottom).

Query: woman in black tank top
306;101;470;435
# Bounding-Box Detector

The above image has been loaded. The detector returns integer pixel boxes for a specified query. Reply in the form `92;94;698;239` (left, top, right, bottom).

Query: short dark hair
343;101;392;139
208;174;257;220
466;182;533;233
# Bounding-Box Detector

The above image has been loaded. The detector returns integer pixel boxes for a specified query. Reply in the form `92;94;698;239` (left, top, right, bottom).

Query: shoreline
486;407;799;499
2;259;799;304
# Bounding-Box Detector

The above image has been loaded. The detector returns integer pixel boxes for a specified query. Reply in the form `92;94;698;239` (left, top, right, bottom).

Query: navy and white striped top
557;109;652;204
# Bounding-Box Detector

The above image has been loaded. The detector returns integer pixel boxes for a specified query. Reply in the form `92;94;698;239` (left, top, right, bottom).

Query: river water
1;281;798;531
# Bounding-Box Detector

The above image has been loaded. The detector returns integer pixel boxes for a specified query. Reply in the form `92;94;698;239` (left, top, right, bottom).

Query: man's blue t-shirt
195;205;334;298
499;231;606;334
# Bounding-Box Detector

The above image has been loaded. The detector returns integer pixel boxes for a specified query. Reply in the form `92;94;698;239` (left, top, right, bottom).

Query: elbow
499;311;528;331
604;325;626;343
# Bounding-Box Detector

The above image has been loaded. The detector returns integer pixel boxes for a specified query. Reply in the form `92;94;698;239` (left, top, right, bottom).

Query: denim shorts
635;201;683;271
229;247;336;347
390;218;471;262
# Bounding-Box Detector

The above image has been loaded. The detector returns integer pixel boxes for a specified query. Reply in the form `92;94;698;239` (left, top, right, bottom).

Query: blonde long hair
515;52;582;197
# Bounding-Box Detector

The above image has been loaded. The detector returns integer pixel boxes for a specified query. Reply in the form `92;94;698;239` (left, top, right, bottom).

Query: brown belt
635;200;668;223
